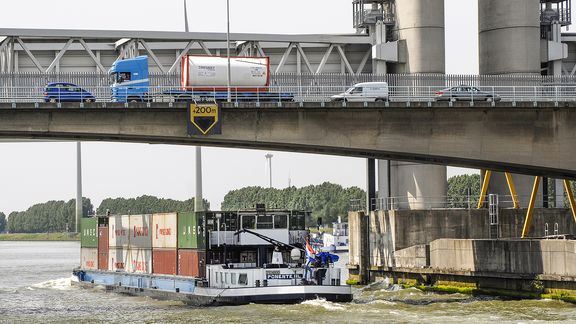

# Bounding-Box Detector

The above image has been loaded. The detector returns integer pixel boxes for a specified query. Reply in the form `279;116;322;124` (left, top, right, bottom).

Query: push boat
72;209;353;306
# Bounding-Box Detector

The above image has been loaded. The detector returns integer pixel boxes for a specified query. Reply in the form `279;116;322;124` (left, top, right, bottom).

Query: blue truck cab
109;56;149;102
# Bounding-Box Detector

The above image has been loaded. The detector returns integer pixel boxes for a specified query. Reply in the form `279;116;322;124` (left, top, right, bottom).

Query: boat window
215;272;219;283
289;213;306;230
274;214;287;229
231;273;237;285
241;215;256;229
225;273;229;284
238;273;248;285
223;213;238;231
257;215;273;229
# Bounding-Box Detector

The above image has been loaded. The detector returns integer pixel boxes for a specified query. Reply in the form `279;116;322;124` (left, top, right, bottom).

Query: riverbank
0;233;79;241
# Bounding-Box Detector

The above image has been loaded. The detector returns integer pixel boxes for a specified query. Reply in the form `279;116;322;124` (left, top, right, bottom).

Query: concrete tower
378;0;447;210
478;0;571;208
479;0;541;75
394;0;446;74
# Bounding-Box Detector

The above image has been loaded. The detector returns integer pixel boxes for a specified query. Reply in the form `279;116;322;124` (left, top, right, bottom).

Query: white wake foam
29;276;74;291
301;298;346;311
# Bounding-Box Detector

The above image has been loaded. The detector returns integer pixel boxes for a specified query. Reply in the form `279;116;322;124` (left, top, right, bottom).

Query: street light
226;0;231;103
265;154;273;188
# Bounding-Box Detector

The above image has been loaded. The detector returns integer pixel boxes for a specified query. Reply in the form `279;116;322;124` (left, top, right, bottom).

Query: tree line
5;195;206;233
221;182;365;224
4;176;574;233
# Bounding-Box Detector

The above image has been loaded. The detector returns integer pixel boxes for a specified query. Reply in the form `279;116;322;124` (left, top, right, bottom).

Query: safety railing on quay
349;194;559;212
2;85;576;105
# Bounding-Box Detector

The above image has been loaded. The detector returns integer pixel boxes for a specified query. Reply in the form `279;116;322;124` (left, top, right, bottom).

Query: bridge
1;102;575;179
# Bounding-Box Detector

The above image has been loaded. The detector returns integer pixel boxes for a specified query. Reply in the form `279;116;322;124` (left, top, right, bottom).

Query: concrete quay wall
431;239;576;277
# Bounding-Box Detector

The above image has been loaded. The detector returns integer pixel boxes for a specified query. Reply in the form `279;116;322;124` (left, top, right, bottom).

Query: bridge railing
1;85;576;104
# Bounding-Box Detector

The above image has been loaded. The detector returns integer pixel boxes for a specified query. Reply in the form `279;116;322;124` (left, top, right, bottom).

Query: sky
0;0;481;215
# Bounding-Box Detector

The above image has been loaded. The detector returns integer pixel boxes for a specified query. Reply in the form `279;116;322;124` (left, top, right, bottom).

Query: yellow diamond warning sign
187;103;221;135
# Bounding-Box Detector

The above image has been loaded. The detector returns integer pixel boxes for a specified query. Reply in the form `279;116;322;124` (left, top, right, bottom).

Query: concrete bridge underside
0;103;575;179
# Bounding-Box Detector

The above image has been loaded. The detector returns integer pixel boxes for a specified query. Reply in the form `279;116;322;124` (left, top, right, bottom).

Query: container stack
152;213;178;275
177;212;206;278
97;223;109;271
108;214;130;272
80;217;108;271
81;212;207;278
128;214;153;274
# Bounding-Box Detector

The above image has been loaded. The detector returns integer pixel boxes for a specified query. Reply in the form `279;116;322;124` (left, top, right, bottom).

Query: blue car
44;82;95;103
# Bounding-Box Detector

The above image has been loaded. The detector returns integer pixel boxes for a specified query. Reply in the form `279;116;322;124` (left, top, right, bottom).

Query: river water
0;241;575;323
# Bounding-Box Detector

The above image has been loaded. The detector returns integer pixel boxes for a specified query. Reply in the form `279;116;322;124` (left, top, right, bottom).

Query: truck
109;55;294;102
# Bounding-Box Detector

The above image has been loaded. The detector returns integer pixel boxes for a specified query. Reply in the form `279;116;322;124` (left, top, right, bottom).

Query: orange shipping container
98;252;109;271
98;226;109;254
153;249;177;275
178;249;206;278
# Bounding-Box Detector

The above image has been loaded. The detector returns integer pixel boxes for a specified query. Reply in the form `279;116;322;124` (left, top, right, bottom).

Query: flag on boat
305;240;316;263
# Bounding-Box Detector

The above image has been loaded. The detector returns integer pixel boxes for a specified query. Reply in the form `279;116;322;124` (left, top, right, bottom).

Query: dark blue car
44;82;95;103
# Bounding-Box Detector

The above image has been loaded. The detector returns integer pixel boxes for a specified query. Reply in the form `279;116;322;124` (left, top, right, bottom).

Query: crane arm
234;228;305;252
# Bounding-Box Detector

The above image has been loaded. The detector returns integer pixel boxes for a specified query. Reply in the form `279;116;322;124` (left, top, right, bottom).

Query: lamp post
265;154;273;188
226;0;231;103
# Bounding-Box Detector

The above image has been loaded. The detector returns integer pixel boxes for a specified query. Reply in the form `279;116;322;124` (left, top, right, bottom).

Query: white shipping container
152;213;178;249
109;215;130;247
182;56;269;88
109;247;131;272
128;248;152;274
129;214;153;249
80;247;98;270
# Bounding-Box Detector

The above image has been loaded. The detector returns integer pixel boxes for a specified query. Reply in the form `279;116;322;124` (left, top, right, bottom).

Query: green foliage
96;195;209;215
221;182;365;224
447;174;481;208
7;198;93;233
0;212;6;233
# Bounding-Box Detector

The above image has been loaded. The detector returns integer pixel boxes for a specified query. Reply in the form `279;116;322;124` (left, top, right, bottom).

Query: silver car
435;86;501;102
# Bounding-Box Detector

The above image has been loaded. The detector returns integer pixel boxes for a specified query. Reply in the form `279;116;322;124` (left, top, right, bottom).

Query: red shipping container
153;249;177;275
98;226;109;254
178;249;206;278
98;252;109;271
98;226;109;271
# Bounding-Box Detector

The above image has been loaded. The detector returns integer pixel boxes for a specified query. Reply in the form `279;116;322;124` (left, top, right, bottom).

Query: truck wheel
49;98;58;103
375;98;386;102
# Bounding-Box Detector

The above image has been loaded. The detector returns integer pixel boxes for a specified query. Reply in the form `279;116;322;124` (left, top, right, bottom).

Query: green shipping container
80;218;98;248
178;212;205;249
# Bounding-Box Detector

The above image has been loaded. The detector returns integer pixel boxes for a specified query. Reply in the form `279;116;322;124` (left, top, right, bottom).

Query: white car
331;82;389;102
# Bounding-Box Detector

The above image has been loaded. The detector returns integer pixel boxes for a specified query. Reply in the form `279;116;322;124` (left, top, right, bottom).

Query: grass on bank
0;233;79;241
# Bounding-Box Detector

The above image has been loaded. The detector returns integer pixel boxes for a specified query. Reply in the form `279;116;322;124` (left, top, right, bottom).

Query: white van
331;82;389;102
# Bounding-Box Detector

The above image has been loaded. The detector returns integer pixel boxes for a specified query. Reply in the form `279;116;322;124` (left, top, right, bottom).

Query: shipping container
152;213;178;249
152;249;177;275
178;249;206;278
98;226;109;271
109;215;130;248
178;212;205;249
98;226;109;254
109;247;130;272
128;248;152;274
129;214;153;249
80;247;98;270
80;218;98;248
98;251;109;271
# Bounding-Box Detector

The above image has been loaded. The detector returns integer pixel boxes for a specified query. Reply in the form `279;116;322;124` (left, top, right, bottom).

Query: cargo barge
73;209;353;305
